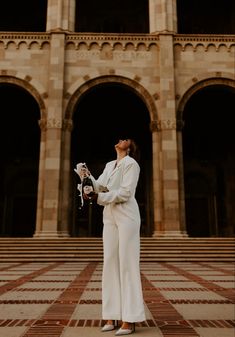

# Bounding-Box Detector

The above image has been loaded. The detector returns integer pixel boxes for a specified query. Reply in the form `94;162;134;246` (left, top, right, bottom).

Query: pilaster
149;0;177;33
46;0;75;32
58;118;74;237
177;119;188;236
150;121;163;236
34;32;66;238
155;33;187;237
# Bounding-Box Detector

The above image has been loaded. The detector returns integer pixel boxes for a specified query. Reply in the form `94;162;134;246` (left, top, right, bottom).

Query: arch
179;82;235;237
67;81;154;237
177;77;235;121
0;82;41;237
65;75;158;123
0;74;47;119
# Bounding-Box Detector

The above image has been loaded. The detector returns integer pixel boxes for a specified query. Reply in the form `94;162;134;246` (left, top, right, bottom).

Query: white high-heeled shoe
115;323;135;335
101;320;118;332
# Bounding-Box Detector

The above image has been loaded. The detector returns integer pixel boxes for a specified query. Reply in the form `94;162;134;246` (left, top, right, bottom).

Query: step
0;237;235;243
0;237;234;262
0;249;233;253
0;257;234;262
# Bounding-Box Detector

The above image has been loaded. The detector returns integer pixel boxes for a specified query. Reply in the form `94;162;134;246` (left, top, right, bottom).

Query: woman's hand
74;163;90;180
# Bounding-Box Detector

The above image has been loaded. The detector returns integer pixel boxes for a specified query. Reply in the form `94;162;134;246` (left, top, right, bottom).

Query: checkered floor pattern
0;262;234;337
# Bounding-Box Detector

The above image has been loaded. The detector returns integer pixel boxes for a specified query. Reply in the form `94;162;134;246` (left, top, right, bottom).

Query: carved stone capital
38;118;47;131
47;118;62;129
176;119;185;131
150;120;160;132
63;119;73;131
158;119;177;130
38;118;62;130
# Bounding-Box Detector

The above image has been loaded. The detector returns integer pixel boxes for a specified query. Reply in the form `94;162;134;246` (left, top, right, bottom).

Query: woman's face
115;139;131;151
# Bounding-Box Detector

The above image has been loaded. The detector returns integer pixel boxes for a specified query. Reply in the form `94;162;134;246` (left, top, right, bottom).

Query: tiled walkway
0;262;234;337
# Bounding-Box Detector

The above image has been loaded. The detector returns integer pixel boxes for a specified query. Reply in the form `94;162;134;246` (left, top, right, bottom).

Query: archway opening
70;82;153;237
0;83;40;237
182;84;235;237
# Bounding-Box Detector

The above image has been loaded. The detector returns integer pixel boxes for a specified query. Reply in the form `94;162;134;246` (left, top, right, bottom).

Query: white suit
91;155;146;323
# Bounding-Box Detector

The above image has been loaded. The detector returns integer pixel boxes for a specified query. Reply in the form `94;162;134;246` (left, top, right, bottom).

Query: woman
83;138;146;335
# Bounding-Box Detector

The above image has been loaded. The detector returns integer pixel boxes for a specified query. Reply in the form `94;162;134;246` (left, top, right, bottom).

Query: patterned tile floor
0;262;234;337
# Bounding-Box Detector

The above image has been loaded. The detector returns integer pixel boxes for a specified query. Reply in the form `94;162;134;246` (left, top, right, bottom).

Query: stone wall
0;0;234;237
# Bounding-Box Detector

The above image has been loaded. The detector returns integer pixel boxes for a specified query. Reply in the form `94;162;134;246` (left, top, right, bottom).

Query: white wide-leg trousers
102;208;146;323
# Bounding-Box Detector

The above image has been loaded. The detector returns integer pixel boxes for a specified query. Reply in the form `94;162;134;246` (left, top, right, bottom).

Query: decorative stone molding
62;119;73;131
66;33;159;42
175;94;180;100
174;34;235;43
174;34;235;52
150;118;185;131
0;33;51;50
153;92;160;100
1;32;234;52
176;119;185;131
134;75;141;82
38;118;62;130
157;119;177;130
65;33;159;51
25;75;32;82
47;118;62;129
38;119;47;131
150;120;160;132
42;92;48;99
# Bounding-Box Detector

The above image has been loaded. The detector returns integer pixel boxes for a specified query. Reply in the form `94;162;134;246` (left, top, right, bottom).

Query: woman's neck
116;150;127;163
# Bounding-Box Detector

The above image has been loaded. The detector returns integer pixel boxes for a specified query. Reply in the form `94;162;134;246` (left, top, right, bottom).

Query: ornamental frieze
38;118;62;130
159;119;177;130
174;35;235;52
150;119;185;132
75;50;153;61
62;119;73;131
65;34;159;52
0;33;50;50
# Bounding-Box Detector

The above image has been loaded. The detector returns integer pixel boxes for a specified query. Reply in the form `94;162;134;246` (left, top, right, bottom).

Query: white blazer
91;155;141;224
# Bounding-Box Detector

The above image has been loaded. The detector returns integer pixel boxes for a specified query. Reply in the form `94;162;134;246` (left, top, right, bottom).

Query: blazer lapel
107;157;126;180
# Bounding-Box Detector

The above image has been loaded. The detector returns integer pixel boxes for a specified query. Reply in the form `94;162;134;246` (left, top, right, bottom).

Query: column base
58;231;71;237
152;230;188;238
33;231;61;238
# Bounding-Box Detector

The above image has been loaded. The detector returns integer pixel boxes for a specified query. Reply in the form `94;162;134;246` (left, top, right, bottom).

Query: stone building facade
0;0;234;238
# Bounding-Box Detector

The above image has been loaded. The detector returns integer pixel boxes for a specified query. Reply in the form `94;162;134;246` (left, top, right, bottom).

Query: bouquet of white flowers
74;163;93;208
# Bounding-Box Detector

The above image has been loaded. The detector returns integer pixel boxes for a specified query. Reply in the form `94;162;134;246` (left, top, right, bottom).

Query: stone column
151;121;164;236
149;0;177;33
34;119;46;236
46;0;76;31
34;120;63;237
58;119;74;237
34;32;65;237
177;119;188;236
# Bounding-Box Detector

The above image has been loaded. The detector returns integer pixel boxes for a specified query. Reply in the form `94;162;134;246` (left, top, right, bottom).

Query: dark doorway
70;83;153;237
177;0;235;34
75;0;149;33
0;0;47;32
0;83;40;237
182;85;235;237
